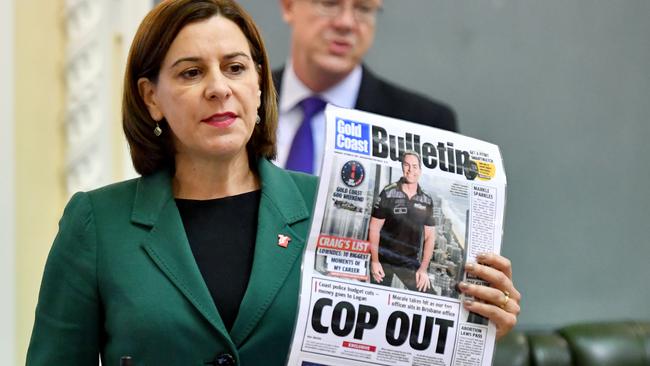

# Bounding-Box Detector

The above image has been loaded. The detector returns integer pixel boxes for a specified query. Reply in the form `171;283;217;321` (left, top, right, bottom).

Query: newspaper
287;105;507;366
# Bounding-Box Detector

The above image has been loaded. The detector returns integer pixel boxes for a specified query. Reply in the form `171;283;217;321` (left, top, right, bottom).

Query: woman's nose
204;71;231;100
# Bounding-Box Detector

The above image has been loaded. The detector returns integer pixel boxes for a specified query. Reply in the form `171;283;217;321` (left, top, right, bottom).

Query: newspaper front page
287;105;507;366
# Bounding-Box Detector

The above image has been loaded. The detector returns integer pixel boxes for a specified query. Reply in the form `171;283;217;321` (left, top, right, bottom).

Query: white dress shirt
275;61;362;175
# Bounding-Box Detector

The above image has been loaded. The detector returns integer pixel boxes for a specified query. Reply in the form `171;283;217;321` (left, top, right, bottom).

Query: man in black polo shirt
369;151;435;293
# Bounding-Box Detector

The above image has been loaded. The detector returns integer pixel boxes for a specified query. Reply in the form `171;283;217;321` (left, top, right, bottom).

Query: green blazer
27;159;318;366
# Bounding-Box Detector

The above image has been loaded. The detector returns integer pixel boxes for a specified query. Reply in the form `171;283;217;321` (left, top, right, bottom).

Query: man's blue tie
285;96;326;174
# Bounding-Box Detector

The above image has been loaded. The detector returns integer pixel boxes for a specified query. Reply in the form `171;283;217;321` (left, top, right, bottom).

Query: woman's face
139;15;261;164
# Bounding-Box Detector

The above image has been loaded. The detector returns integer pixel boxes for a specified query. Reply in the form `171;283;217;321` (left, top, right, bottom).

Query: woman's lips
201;112;237;128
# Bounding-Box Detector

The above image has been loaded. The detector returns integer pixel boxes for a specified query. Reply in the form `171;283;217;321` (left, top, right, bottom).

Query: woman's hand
458;253;521;339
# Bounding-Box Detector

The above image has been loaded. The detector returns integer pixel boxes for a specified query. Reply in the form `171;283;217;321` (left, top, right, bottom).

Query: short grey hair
401;150;421;167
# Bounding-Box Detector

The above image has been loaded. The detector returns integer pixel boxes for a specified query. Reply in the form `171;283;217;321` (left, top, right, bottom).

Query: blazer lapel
132;171;235;350
229;160;312;345
354;65;378;112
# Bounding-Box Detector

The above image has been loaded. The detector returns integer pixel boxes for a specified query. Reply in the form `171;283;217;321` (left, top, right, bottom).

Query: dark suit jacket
27;159;317;366
273;65;458;132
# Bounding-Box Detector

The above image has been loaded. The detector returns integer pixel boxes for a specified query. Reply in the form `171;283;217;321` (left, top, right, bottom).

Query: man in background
275;0;457;174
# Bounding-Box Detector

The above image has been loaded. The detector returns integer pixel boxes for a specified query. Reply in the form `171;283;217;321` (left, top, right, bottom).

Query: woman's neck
172;153;259;200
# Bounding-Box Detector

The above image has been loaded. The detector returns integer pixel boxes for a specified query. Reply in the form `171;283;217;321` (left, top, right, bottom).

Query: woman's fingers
462;297;518;339
459;281;520;315
459;254;521;340
476;253;512;279
465;256;521;304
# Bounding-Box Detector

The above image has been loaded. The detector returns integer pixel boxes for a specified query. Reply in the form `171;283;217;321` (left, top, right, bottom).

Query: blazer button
214;353;236;366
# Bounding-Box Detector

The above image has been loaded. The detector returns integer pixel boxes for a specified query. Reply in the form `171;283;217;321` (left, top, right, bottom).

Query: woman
27;1;519;365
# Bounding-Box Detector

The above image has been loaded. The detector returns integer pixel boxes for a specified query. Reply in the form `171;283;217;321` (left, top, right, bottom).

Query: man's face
281;0;381;83
402;154;421;184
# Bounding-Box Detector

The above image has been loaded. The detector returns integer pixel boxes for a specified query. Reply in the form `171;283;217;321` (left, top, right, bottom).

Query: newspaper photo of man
368;151;436;293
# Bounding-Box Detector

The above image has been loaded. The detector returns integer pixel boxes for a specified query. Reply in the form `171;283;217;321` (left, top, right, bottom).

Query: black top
371;178;434;269
175;190;261;331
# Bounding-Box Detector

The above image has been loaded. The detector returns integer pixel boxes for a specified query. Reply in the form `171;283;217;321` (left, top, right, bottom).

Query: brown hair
122;0;277;175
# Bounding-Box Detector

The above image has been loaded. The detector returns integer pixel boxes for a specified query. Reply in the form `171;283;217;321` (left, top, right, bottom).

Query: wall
14;0;67;362
240;0;650;329
1;0;16;364
13;1;152;364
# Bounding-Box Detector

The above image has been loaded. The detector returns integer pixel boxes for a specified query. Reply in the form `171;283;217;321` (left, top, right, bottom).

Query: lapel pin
277;234;291;248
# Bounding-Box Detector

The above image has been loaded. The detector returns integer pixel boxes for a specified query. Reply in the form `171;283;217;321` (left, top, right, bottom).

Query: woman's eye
180;68;201;79
227;63;246;75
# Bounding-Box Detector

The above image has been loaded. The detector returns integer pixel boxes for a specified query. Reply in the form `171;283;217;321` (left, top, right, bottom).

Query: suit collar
229;160;312;345
275;62;362;112
133;168;237;352
354;64;379;111
131;168;174;226
276;63;381;112
131;160;313;348
256;158;310;223
131;160;311;225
